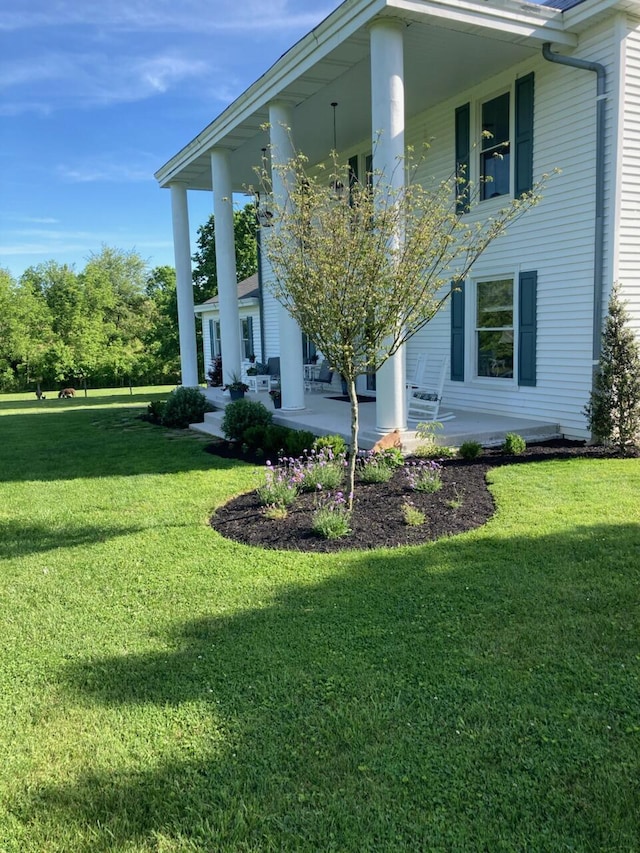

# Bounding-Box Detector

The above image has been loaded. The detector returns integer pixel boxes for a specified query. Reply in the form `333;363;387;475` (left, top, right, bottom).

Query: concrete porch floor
193;387;561;450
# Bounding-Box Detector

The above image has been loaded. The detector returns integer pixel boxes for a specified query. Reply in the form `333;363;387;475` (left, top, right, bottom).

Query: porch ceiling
156;0;577;193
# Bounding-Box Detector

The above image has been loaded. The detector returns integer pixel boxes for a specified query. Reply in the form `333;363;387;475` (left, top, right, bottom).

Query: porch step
191;409;226;438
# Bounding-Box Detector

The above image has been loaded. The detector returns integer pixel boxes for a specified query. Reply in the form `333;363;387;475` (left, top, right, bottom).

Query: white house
195;273;262;372
156;0;640;440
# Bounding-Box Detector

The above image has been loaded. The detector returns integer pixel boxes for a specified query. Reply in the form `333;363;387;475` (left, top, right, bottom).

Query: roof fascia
388;0;577;43
562;0;640;26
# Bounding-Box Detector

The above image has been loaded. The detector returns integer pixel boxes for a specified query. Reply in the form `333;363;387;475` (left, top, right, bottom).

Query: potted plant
248;353;256;363
269;385;282;409
224;372;249;401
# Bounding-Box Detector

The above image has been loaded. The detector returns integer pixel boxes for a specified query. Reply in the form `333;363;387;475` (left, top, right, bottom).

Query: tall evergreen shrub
584;285;640;452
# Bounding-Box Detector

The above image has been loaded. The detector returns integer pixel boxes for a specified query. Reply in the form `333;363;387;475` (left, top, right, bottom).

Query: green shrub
264;424;292;456
585;284;640;451
414;443;455;459
161;387;213;428
377;447;405;469
221;399;272;442
402;501;426;526
502;432;526;455
313;434;348;456
285;429;317;457
146;399;166;424
243;425;268;450
459;440;483;460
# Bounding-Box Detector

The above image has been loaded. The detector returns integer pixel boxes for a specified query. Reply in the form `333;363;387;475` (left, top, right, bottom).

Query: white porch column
170;182;199;386
370;17;406;433
210;148;242;386
269;100;306;411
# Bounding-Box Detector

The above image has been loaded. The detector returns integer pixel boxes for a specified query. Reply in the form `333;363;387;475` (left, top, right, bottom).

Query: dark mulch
208;439;634;553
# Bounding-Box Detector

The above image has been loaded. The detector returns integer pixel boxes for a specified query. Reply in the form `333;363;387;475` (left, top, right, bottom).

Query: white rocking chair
406;354;454;422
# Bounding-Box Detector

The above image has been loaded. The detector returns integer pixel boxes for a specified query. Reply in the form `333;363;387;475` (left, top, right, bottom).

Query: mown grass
0;389;638;852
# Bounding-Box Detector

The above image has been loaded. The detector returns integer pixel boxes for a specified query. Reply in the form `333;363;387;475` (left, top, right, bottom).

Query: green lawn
0;389;638;852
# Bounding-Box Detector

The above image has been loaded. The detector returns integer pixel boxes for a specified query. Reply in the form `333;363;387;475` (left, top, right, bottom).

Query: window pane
481;93;510;199
477;279;513;327
481;147;510;199
476;279;514;378
482;93;509;148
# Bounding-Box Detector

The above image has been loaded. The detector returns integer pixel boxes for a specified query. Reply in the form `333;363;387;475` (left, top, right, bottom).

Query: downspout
542;43;607;368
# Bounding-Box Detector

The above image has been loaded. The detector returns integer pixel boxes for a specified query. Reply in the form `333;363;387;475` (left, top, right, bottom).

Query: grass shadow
0;519;152;560
21;522;640;851
0;405;240;483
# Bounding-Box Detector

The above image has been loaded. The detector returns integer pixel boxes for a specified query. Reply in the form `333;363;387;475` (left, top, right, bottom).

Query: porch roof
193;273;260;314
155;0;587;194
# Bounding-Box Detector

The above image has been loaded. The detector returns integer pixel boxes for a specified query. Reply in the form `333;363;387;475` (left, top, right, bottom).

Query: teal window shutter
247;315;254;356
518;270;537;386
455;103;470;214
514;73;534;197
450;281;465;381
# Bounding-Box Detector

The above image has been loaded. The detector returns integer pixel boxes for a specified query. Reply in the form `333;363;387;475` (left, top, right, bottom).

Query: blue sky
0;0;338;279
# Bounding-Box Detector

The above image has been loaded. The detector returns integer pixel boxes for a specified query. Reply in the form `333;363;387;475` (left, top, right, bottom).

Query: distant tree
0;268;21;389
191;203;258;303
585;284;640;452
145;265;181;382
260;150;549;506
81;246;151;387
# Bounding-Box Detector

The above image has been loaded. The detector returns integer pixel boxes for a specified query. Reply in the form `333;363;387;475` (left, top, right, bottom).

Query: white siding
618;17;640;336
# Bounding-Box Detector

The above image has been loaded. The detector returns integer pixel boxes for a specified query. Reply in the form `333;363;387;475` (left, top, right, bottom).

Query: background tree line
0;205;257;393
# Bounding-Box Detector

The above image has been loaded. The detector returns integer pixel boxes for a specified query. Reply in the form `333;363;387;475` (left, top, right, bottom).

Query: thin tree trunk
347;376;359;511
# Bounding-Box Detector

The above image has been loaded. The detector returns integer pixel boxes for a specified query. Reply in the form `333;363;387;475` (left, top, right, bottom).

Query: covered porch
194;386;560;450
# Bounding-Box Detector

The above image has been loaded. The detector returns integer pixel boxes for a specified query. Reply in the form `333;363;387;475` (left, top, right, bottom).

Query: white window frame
472;275;517;383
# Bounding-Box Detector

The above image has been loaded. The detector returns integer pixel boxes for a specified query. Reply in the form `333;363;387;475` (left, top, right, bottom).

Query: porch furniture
406;354;454;422
303;362;321;391
266;357;280;388
310;360;334;393
247;374;270;393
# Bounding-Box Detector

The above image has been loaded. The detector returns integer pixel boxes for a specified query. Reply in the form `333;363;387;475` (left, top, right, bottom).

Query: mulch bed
208;439;634;553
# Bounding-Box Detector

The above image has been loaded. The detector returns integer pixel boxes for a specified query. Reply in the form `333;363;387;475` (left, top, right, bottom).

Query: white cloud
0;49;212;111
0;1;335;35
57;157;157;184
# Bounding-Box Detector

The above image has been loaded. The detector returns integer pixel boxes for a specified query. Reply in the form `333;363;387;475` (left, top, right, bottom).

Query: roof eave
155;0;577;188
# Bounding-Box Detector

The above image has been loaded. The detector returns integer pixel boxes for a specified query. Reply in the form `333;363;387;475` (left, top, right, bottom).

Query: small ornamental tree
258;147;551;506
585;284;640;452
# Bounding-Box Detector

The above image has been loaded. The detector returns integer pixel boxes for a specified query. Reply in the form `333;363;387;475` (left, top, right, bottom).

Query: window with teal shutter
518;270;537;386
515;73;534;197
450;281;465;381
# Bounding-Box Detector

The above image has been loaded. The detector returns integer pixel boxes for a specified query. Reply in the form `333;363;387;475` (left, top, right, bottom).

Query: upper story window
480;93;510;200
455;72;534;210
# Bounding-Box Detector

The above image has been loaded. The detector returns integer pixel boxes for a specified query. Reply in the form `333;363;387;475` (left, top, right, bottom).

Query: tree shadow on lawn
19;523;640;852
0;519;152;560
0;408;237;483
